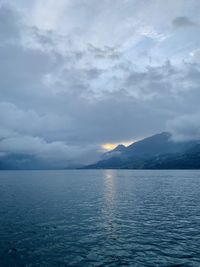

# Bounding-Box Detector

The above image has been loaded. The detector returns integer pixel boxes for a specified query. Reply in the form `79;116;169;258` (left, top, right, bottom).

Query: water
0;170;200;266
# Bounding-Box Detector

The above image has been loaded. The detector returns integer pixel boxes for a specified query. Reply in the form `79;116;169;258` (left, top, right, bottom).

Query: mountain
1;132;200;170
0;153;81;170
144;153;200;170
111;144;126;153
0;154;57;170
84;132;200;169
143;144;200;169
102;144;126;160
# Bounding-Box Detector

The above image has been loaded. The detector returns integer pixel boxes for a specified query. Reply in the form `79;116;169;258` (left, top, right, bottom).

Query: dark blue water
0;170;200;266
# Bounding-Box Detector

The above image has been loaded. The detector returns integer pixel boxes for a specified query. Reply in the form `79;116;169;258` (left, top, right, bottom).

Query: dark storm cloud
172;16;197;28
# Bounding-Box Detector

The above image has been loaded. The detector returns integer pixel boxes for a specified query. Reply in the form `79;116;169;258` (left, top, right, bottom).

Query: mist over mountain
85;132;200;169
0;154;55;170
1;132;200;170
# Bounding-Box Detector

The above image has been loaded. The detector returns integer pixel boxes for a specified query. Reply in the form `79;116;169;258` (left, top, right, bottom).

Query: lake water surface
0;170;200;266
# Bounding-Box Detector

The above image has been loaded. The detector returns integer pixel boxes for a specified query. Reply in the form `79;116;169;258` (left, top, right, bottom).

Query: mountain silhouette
85;132;200;169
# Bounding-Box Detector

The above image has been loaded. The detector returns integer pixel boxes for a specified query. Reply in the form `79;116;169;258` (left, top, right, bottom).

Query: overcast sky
0;0;200;167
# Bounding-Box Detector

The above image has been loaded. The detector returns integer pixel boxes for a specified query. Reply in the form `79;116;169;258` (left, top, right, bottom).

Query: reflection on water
103;170;116;237
104;169;115;210
1;170;200;266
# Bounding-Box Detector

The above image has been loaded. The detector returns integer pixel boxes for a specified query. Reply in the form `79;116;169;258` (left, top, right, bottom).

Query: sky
0;0;200;167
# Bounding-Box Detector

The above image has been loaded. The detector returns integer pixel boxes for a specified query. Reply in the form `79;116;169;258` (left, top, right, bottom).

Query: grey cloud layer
0;1;200;167
172;16;198;28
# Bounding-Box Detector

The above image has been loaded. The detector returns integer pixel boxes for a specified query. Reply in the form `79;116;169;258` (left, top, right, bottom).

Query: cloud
167;114;200;141
87;44;121;59
190;49;200;62
0;134;100;167
0;1;200;167
0;4;20;42
172;16;197;28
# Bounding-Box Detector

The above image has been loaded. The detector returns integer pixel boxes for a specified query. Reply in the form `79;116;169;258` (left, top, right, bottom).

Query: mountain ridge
84;132;200;169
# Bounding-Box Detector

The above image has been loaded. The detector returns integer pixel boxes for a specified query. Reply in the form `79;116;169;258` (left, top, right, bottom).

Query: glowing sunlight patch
102;141;134;151
102;144;118;151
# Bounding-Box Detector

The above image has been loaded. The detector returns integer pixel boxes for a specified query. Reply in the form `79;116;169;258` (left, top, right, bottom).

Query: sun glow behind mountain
102;141;134;151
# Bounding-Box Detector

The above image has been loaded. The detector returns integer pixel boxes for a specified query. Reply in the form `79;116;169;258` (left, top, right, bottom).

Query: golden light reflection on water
104;170;115;206
103;170;116;232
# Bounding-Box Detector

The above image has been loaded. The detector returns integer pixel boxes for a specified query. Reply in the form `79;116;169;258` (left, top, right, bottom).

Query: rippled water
0;170;200;266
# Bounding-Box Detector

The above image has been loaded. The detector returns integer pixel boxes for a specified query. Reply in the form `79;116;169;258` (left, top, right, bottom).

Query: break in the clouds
0;0;200;167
